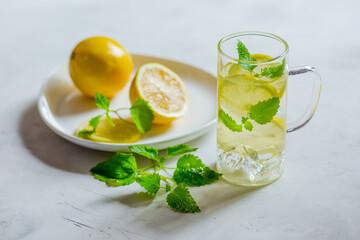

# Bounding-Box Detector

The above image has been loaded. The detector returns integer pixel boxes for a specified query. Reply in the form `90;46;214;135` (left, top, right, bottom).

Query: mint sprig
77;93;154;137
90;144;222;213
261;59;286;79
218;109;243;132
219;97;280;132
236;40;286;79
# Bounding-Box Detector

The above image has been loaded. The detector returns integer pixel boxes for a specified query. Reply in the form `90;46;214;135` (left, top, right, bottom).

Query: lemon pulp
130;63;189;124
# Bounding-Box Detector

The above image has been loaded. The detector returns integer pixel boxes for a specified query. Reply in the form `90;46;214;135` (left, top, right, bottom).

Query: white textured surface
1;0;359;239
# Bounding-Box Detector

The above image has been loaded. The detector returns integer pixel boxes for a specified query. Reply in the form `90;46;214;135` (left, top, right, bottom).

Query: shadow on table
18;102;211;175
18;103;115;174
107;178;263;233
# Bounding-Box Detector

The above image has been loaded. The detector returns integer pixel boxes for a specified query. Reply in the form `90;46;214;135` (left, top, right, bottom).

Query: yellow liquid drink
217;57;288;186
217;32;322;186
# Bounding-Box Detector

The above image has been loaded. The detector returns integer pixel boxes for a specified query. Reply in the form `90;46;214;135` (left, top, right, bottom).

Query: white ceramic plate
38;54;217;152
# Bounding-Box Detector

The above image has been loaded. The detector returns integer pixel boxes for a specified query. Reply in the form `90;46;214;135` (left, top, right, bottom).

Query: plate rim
37;54;217;151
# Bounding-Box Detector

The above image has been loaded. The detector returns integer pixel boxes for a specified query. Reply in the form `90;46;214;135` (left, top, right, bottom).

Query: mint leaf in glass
218;109;243;132
261;59;286;79
237;40;257;72
249;97;280;125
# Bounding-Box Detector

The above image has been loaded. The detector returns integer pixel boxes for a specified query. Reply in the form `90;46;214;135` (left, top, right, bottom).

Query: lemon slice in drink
252;53;272;61
218;75;278;121
130;63;189;124
224;54;272;76
223;54;286;98
252;54;287;98
76;117;142;143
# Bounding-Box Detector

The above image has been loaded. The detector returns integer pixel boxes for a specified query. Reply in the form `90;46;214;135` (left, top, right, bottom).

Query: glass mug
216;31;321;186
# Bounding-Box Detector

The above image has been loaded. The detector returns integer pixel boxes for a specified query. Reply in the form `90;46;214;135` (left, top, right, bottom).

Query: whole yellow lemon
69;36;133;98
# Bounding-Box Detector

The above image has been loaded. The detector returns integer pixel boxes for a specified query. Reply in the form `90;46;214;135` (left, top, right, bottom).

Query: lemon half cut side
130;63;189;124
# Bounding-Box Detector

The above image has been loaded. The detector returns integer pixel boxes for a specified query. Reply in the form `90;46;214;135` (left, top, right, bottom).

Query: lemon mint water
217;40;288;186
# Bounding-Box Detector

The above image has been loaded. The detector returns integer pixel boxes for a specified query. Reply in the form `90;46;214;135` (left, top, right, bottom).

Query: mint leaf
165;184;171;192
173;154;222;187
89;115;102;129
166;186;200;213
254;73;261;78
173;168;222;187
167;144;198;158
237;40;257;72
90;152;137;180
129;145;158;161
136;173;160;195
241;117;253;131
218;109;243;132
249;97;280;125
77;129;95;137
175;154;204;169
95;93;110;110
130;99;154;133
241;117;249;124
77;115;102;137
261;59;285;79
93;174;135;187
244;120;253;131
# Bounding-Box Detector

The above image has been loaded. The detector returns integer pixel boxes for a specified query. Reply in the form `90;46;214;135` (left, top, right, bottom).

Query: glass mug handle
287;66;322;133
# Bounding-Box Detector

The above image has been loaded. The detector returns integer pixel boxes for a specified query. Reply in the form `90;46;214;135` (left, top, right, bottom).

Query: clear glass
216;32;321;186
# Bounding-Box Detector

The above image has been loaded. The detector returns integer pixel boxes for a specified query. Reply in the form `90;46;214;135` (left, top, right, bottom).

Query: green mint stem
110;110;133;124
136;164;155;172
114;107;130;111
162;166;177;170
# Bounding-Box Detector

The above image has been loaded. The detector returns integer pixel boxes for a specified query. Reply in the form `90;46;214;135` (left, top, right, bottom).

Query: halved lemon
129;63;189;124
76;117;142;143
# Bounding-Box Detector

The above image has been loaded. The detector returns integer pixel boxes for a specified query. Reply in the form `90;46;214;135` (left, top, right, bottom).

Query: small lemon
69;36;133;98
